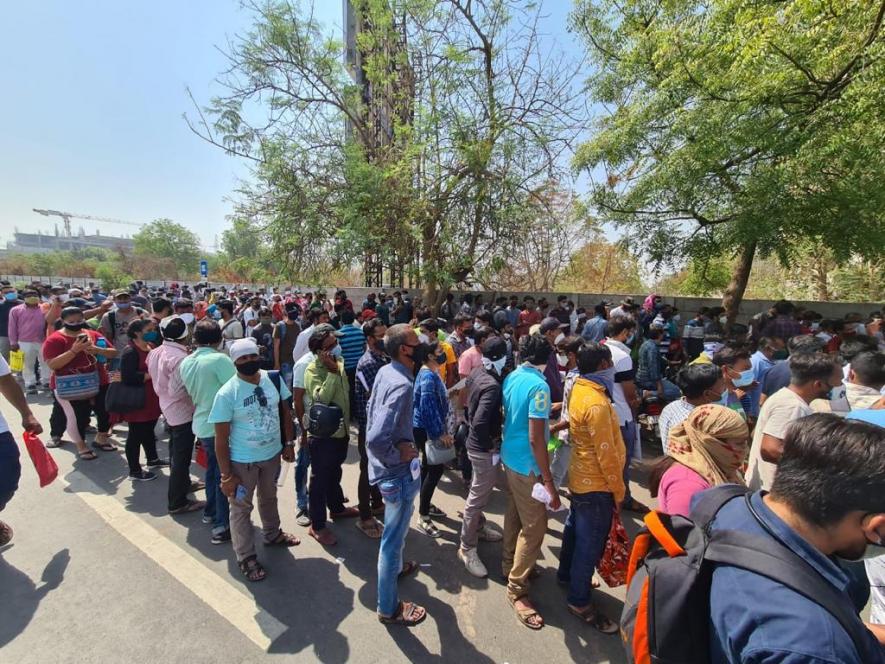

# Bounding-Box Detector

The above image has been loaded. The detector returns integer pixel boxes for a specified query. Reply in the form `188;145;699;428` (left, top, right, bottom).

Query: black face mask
287;311;299;321
375;339;386;354
237;360;261;376
63;322;87;331
435;351;447;365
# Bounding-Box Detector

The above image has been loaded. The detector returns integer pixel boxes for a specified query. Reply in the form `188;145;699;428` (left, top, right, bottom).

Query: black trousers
50;395;67;438
168;422;195;510
126;419;159;475
307;436;348;531
345;367;357;422
357;424;383;520
414;427;444;517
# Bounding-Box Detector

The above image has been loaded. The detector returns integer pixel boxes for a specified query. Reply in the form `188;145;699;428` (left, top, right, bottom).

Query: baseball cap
539;317;569;334
482;337;507;361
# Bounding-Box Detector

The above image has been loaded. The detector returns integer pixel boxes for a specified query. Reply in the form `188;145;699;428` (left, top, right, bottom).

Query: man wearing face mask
746;336;785;417
539;317;569;407
249;307;276;370
447;314;473;359
459;336;508;577
8;289;51;393
708;413;885;662
745;352;843;491
500;333;560;630
100;290;146;370
710;345;755;418
303;325;357;546
0;284;23;362
174;298;196;330
147;316;203;515
811;351;885;416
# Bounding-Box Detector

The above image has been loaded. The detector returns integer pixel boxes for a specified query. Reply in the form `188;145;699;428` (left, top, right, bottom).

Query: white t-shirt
606;339;634;425
242;307;261;328
291;324;314;364
220;318;245;355
866;555;885;625
291;351;315;426
0;355;10;434
745;387;812;490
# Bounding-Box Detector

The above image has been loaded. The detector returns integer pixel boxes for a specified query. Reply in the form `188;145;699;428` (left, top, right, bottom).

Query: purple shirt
657;463;711;517
8;304;46;344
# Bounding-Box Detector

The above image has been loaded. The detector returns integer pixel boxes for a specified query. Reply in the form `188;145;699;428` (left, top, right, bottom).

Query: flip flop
77;449;97;461
378;601;426;626
356;519;384;539
568;604;619;634
330;507;360;520
91;441;117;452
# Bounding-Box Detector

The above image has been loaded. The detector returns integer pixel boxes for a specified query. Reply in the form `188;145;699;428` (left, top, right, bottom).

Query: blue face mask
732;368;755;388
625;333;635;345
715;389;729;406
143;331;159;343
116;302;131;310
582;366;616;397
330;345;343;359
4;292;17;301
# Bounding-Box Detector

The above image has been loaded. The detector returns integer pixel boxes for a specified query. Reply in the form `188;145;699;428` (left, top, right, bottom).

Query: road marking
62;476;286;650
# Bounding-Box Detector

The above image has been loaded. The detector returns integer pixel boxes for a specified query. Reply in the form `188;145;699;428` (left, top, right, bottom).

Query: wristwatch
284;440;296;448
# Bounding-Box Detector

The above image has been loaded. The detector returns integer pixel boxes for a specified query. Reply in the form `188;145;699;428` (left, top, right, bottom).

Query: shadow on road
0;548;70;648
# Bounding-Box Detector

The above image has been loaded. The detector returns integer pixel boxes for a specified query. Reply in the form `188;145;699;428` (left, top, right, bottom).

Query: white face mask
482;356;506;375
180;313;195;325
554;332;565;345
557;353;568;366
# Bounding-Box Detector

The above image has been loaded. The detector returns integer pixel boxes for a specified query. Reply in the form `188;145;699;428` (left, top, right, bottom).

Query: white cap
159;315;189;341
229;338;259;363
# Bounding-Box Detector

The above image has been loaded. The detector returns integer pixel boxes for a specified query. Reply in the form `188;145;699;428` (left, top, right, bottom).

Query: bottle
95;337;108;364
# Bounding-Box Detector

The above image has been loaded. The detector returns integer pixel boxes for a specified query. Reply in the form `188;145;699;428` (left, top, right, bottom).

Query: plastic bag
9;350;24;372
596;507;631;587
23;432;59;488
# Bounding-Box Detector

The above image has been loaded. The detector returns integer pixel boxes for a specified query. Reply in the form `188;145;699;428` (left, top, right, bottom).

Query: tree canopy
132;219;202;278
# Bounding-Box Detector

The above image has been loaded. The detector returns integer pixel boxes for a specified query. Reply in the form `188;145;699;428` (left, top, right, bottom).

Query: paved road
0;391;652;663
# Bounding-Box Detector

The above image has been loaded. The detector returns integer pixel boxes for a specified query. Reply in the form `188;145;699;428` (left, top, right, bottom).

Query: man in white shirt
604;315;647;512
745;352;843;490
291;309;330;364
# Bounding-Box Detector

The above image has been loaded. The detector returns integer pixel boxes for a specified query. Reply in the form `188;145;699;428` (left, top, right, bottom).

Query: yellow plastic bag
8;349;24;372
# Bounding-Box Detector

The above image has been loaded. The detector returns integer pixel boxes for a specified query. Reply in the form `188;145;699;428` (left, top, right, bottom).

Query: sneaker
211;529;232;545
478;523;503;542
47;436;64;448
146;458;170;468
295;508;311;527
202;514;214;524
129;470;157;482
458;548;488;578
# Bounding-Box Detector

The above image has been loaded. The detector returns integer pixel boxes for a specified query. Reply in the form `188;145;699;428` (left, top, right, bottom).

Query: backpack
621;484;877;664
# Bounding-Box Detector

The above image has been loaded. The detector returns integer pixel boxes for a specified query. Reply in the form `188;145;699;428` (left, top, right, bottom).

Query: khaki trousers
501;466;548;601
229;456;282;562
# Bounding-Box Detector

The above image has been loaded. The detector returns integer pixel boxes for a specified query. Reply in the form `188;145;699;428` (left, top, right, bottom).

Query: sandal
509;596;544;630
0;520;13;547
77;449;97;461
378;601;427;626
238;556;266;582
46;436;64;449
92;441;117;452
329;507;360;520
568;604;619;634
621;498;650;514
417;518;441;538
309;527;337;546
426;504;446;518
265;530;301;547
356;519;384;539
398;560;419;579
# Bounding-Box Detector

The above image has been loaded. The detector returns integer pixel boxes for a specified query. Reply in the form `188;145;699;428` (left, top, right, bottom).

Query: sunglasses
253;386;268;408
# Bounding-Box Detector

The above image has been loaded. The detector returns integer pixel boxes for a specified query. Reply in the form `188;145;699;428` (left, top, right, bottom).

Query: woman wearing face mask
118;318;167;480
42;307;118;459
549;337;585;489
412;339;453;537
650;404;750;518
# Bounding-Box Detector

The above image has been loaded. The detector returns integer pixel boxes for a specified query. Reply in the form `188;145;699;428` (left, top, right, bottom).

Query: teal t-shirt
501;365;550;476
207;370;292;463
180;347;237;439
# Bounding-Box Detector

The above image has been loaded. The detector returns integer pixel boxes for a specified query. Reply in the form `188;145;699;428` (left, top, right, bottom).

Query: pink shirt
657;463;711;518
8;304;47;344
458;345;483;378
146;341;195;427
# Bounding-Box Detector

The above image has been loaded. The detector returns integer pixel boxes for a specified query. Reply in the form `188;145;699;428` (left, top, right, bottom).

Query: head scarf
667;404;749;486
642;293;659;312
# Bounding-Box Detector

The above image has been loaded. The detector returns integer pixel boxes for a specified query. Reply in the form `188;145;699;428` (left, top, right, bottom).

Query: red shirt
516;309;541;338
42;329;111;389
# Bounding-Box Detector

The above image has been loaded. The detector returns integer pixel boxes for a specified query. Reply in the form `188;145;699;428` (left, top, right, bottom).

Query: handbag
307;402;344;438
425;437;456;465
105;381;146;413
23;432;59;487
8;350;24;372
55;367;100;401
596;507;631;587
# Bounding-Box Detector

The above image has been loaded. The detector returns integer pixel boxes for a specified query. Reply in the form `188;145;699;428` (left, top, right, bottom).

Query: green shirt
180;346;236;439
304;357;350;439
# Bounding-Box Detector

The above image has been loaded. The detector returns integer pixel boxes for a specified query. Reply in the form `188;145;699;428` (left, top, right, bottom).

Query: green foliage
571;0;885;304
94;263;134;291
133;219;201;278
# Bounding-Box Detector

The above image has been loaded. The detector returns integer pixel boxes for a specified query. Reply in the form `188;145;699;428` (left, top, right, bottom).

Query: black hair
647;326;665;341
60;306;83;320
771;414;885;527
340;309;356;325
787;334;824;355
453;313;471;328
174;298;194;310
257;307;272;318
563;336;584;356
789;352;840;385
307;309;323;324
605;315;636;338
362;317;385;339
473;326;493;346
418;317;439;333
773;299;795;316
757;336;781;352
127;318;153;339
161;317;187;340
850;351;885;388
711;344;751;367
576;341;612;374
475;311;493;325
840;335;879;364
308;329;335;353
217;299;234;315
594;303;607;317
676;363;722;398
152;297;172;316
415;339;440;366
193;319;222;346
518;333;552;365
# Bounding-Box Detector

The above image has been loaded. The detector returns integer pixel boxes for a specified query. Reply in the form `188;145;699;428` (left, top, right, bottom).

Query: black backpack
621;484;877;663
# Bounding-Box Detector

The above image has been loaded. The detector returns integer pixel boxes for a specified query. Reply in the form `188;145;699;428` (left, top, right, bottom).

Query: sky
0;1;584;252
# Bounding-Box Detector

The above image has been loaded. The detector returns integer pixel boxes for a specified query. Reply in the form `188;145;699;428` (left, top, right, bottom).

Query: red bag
23;432;59;488
596;507;631;587
195;440;208;469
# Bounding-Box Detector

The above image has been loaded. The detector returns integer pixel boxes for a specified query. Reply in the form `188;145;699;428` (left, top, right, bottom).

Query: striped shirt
658;398;695;456
338;323;366;370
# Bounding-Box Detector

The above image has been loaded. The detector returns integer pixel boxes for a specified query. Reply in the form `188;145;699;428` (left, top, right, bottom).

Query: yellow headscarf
667;404;750;486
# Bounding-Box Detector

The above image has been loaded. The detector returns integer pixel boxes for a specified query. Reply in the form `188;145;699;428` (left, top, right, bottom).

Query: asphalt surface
0;390;655;663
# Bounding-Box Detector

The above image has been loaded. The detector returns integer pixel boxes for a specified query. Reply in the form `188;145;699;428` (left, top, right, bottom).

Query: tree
570;0;885;324
188;0;584;308
132;219;201;278
557;234;645;294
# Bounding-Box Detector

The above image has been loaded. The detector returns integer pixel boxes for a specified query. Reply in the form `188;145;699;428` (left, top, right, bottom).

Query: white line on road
63;476;286;651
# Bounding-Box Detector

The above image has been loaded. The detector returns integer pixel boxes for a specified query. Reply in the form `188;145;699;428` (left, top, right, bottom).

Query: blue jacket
365;361;414;484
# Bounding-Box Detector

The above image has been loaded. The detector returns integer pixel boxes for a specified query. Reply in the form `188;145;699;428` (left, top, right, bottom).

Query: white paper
491;452;500;467
277;459;292;487
410;457;421;481
531;482;567;511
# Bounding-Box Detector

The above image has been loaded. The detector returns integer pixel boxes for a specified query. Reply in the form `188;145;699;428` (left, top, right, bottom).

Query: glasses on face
253;386;268;408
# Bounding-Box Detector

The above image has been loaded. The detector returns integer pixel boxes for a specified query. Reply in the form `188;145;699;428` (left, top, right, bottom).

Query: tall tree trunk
722;240;756;331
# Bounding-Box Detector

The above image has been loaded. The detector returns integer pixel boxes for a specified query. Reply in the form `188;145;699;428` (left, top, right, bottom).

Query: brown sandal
356;519;384;539
398;560;419;579
509;596;544;630
568;604;619;634
378;601;427;626
77;449;97;461
238;556;266;582
0;520;13;547
265;530;301;547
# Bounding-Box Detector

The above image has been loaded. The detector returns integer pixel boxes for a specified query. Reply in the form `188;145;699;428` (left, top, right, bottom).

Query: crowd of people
0;279;883;660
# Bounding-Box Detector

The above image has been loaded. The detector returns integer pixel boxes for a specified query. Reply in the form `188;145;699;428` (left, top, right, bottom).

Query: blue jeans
0;431;21;512
620;420;637;502
557;491;614;607
638;378;681;403
295;444;310;511
376;471;420;616
200;437;229;533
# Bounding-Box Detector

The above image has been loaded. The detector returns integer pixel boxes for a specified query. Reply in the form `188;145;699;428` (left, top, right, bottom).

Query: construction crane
32;208;144;238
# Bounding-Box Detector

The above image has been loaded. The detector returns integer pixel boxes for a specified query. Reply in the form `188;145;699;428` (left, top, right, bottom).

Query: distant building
1;229;134;255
